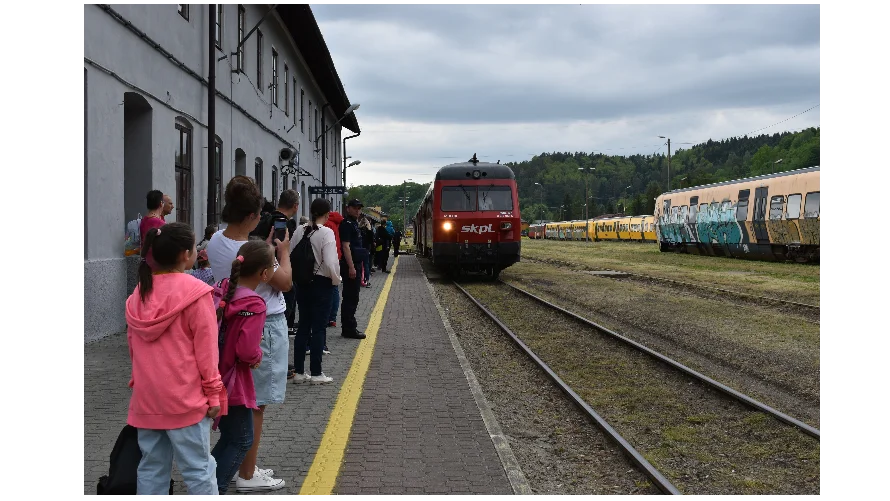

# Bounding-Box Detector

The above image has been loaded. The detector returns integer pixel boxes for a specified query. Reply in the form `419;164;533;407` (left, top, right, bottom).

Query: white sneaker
231;466;274;483
310;373;334;384
292;372;311;384
323;347;331;355
236;471;285;492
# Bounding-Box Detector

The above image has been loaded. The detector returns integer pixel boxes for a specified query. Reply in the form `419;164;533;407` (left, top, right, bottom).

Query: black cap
347;198;364;208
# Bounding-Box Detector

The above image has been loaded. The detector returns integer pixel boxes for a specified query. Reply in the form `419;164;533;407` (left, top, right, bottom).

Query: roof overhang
275;4;360;134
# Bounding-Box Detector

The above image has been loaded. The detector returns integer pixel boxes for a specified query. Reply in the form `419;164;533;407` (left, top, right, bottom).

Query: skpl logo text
461;224;494;234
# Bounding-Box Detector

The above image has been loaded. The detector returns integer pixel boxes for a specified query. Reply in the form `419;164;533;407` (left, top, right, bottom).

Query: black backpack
97;425;174;494
291;227;318;286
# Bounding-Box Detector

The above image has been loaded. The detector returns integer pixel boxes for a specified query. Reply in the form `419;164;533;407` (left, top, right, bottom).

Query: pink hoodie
125;273;224;430
213;279;266;409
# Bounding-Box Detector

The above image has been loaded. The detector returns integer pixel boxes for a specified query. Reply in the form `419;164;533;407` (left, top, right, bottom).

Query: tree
562;193;574;220
521;203;550;223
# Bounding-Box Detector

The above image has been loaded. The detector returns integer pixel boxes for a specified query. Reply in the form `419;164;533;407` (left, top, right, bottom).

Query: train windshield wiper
458;184;472;209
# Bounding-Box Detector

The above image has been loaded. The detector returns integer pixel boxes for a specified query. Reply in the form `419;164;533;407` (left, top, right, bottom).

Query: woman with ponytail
205;175;290;492
125;223;223;494
210;240;275;494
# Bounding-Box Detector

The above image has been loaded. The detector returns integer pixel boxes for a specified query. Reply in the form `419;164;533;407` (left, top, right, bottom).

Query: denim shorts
252;313;288;406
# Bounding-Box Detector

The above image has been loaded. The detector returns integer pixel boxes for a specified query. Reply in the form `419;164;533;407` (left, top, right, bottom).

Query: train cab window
441;186;476;211
478;186;513;211
769;196;785;220
786;194;802;219
804;192;820;218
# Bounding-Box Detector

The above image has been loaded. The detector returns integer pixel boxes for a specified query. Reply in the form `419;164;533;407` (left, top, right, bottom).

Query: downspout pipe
207;5;216;227
342;130;360;187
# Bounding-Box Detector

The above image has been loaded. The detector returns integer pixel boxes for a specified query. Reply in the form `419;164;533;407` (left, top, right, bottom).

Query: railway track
453;279;820;494
523;256;819;316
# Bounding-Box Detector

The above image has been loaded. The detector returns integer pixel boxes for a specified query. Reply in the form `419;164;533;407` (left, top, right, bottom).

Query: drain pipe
342;130;361;187
207;5;216;227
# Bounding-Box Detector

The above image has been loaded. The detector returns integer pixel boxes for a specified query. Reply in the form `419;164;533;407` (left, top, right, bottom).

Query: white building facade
85;4;360;342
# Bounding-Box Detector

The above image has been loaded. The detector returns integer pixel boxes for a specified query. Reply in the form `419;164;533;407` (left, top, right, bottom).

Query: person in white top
204;175;290;493
290;198;341;384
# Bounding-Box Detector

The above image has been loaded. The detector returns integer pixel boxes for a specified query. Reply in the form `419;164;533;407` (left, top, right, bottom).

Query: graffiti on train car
659;201;746;247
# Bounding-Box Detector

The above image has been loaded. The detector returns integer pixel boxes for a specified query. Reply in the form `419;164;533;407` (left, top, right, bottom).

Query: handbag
97;425;174;494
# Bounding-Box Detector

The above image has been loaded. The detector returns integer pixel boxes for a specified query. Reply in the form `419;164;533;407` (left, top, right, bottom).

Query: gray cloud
311;4;819;186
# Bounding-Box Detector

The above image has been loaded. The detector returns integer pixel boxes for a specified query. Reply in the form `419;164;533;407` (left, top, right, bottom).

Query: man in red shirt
325;211;344;331
140;190;174;244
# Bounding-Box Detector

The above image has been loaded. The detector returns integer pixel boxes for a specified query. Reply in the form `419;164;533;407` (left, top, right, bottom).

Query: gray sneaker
310;373;334;384
292;372;311;384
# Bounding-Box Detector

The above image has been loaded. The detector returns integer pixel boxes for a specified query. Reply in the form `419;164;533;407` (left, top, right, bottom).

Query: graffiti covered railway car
654;166;820;263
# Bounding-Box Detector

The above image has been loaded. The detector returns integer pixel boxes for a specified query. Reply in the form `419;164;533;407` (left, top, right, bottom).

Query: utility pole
207;5;216;227
659;136;671;191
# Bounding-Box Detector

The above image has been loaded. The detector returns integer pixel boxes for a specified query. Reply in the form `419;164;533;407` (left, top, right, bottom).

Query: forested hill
510;127;819;222
347;127;819;227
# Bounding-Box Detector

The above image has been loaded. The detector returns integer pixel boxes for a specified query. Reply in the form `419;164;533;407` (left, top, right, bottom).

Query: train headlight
472;170;481;179
443;222;453;231
500;222;512;230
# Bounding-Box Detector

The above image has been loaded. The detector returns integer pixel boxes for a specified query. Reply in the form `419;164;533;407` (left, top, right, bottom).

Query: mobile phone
274;219;288;242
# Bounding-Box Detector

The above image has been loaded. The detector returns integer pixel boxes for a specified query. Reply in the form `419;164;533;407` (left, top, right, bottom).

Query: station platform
84;253;527;494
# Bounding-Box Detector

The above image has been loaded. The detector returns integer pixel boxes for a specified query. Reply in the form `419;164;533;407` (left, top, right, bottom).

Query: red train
414;155;521;278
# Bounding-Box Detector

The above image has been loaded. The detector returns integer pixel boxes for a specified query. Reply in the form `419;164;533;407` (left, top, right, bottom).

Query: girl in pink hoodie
125;223;223;495
209;240;274;494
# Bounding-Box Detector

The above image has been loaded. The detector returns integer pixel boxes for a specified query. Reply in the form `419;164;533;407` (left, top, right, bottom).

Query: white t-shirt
206;230;287;315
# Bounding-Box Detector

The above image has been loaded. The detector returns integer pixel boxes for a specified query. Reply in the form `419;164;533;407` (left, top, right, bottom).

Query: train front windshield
441;185;513;211
478;186;513;211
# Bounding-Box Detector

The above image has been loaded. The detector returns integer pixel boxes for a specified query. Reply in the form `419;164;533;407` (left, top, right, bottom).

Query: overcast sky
311;3;820;187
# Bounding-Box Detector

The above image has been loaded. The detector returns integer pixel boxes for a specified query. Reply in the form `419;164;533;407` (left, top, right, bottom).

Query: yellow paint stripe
299;256;400;494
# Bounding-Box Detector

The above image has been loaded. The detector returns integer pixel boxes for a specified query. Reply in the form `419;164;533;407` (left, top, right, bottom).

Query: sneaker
365;282;372;288
236;471;285;492
310;373;334;384
292;372;311;384
305;349;310;355
323;346;331;355
328;321;337;327
231;466;274;483
287;327;297;335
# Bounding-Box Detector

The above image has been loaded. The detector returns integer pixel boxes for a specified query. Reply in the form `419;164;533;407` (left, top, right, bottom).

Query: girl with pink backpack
210;240;277;494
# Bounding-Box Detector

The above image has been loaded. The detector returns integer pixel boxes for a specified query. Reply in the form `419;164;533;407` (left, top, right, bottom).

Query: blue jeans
296;276;334;376
211;405;254;495
283;285;297;328
328;283;341;323
137;417;217;495
362;253;372;282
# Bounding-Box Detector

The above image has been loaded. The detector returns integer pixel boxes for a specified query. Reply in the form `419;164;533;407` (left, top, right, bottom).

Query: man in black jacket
392;228;403;256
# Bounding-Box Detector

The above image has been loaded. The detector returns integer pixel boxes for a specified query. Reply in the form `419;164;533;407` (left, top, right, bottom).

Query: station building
85;4;360;341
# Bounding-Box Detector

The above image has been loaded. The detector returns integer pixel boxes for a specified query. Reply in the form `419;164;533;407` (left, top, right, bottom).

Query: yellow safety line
298;256;400;494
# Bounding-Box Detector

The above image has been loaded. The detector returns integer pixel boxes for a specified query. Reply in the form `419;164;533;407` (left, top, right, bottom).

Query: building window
256;30;263;89
293;78;298;125
315;108;318;142
272;49;279;106
215;5;223;50
272;166;279;206
237;5;245;71
255;158;264;196
284;65;289;116
174;120;193;224
178;4;189;21
308;99;312;139
212;137;223;225
301;90;305;133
